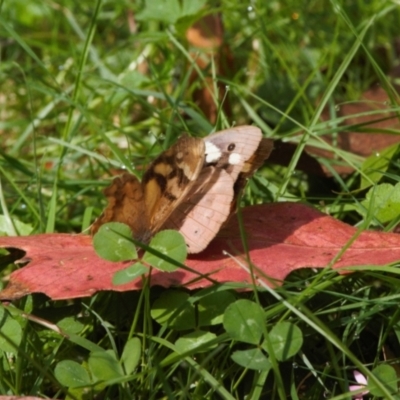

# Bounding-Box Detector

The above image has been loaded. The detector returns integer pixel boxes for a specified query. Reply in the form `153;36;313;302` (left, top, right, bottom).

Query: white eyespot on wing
205;141;222;163
205;126;262;165
228;152;242;165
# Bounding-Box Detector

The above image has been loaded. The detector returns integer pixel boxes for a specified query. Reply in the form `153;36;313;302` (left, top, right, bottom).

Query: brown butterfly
91;126;273;253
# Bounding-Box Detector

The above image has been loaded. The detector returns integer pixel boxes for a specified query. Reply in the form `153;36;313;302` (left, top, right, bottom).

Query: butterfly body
92;126;273;253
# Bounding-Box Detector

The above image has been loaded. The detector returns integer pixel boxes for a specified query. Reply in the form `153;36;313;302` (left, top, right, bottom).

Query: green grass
2;0;400;398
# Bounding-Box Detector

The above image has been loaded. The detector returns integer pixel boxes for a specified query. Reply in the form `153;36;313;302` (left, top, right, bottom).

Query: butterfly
91;126;273;253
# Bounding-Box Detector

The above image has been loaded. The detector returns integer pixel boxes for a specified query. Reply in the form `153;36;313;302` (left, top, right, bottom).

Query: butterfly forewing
142;135;205;234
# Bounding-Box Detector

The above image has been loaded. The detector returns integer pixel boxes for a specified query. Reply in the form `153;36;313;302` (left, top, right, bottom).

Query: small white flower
349;370;369;399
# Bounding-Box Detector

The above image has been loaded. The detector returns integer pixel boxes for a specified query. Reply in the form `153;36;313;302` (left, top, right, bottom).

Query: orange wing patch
91;135;205;244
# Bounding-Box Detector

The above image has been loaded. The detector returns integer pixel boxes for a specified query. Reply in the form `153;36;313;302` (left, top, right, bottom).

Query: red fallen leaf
0;397;59;400
310;84;400;176
1;203;400;301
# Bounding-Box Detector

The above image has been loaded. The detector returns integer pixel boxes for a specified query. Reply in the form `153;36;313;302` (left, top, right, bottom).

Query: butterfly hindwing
90;173;148;239
91;135;204;241
163;166;234;253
